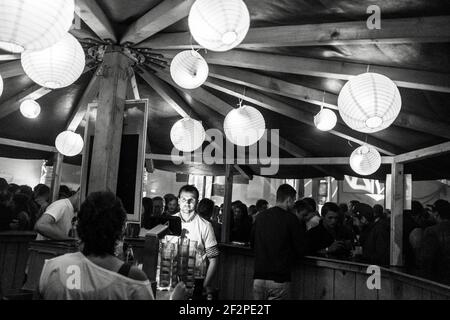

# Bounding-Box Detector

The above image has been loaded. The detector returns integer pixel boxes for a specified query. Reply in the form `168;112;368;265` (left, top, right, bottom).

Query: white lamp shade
224;105;265;146
20;99;40;118
338;72;401;133
0;74;3;98
170;118;206;152
170;50;209;89
55;131;84;157
314;108;337;131
0;0;74;53
21;33;85;89
188;0;250;52
349;145;381;176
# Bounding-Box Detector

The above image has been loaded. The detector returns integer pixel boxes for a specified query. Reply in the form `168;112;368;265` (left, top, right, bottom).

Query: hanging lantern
20;99;40;119
170;118;206;152
188;0;250;52
0;74;3;98
55;131;84;157
0;0;74;53
349;145;381;176
314;108;337;131
21;33;85;89
170;50;209;89
224;105;265;146
338;72;401;133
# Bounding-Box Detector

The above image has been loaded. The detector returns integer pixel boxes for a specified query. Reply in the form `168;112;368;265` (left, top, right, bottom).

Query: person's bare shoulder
128;266;148;281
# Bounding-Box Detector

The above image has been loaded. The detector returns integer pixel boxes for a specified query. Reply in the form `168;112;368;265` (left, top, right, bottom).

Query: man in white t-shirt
168;185;219;296
35;190;80;240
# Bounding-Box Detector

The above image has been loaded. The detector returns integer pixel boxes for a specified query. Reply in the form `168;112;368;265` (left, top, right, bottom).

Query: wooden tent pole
221;165;233;243
50;152;64;202
390;162;405;267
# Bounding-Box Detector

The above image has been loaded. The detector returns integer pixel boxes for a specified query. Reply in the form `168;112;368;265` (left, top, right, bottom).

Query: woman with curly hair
39;191;186;300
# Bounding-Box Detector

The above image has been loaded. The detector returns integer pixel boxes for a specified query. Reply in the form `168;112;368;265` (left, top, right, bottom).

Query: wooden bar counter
217;243;450;300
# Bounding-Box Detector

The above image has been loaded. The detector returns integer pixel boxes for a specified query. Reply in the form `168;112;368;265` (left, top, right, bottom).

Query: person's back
252;206;305;282
361;217;390;266
39;252;154;300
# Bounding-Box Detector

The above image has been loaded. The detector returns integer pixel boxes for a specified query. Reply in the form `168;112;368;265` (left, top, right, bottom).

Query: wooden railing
218;243;450;300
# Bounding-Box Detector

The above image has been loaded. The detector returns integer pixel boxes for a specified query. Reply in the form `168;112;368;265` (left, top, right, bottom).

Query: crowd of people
1;177;449;299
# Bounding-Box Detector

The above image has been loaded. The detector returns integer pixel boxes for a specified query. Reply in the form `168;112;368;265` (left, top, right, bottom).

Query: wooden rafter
203;76;398;155
158;50;450;93
136;66;254;180
395;141;450;164
138;15;450;49
0;84;52;119
76;0;117;42
0;137;56;152
0;60;24;79
121;0;195;45
153;69;343;178
0;54;20;61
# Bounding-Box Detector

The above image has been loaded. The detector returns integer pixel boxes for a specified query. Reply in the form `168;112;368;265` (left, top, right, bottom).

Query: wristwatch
325;247;329;253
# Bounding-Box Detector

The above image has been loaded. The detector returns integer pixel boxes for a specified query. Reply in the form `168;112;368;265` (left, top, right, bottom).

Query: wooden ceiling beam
203;76;398;156
153;70;342;178
76;0;117;42
0;54;20;61
159;50;450;93
0;60;25;79
139;15;450;49
121;0;195;45
395;141;450;164
0;137;56;152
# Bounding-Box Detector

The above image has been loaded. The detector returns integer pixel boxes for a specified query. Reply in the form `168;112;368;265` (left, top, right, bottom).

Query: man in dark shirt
250;184;306;300
307;202;353;258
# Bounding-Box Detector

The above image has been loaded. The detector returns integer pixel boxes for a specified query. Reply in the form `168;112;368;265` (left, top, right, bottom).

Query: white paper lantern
55;131;84;157
0;0;74;53
224;105;265;146
20;99;40;118
188;0;250;52
349;145;381;176
21;33;85;89
0;74;3;98
338;72;401;133
314;108;337;131
170;118;206;152
170;50;209;89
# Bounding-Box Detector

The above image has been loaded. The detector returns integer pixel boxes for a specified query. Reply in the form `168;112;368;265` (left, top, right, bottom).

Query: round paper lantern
170;50;209;89
170;118;206;152
55;131;84;157
314;108;337;131
0;0;74;53
20;99;40;119
21;33;85;89
349;145;381;176
188;0;250;52
338;72;401;133
0;74;3;98
224;105;265;146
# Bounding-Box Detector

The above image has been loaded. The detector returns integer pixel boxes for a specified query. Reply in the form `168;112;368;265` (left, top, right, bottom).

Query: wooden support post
311;178;320;202
50;153;64;202
297;179;305;199
390;162;405;267
88;47;130;193
221;165;233;243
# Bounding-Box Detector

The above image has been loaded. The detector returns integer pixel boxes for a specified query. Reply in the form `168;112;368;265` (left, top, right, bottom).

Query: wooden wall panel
334;269;356;300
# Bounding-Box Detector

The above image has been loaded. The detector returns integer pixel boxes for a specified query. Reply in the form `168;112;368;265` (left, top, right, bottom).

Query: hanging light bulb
224;105;266;146
21;33;85;89
170;50;209;89
188;0;250;52
338;72;401;133
20;99;41;119
314;108;337;131
55;131;84;157
170;118;206;152
0;0;74;53
349;145;381;176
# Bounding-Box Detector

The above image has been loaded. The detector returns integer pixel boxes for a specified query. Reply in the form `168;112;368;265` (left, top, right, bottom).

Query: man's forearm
203;257;218;290
36;224;70;240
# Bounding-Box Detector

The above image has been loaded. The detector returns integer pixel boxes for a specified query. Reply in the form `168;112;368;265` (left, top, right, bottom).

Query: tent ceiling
0;0;449;180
